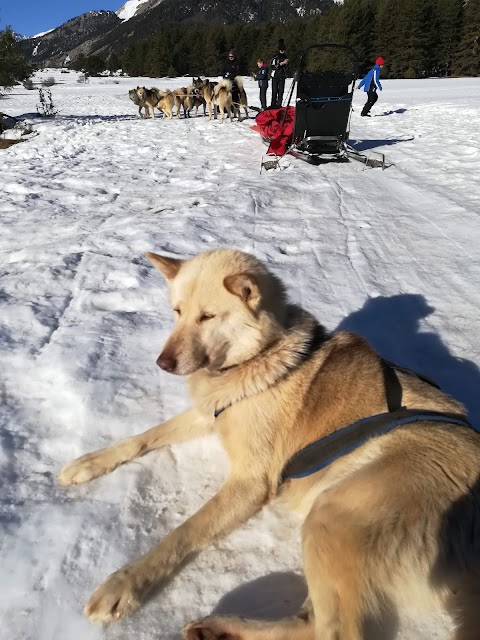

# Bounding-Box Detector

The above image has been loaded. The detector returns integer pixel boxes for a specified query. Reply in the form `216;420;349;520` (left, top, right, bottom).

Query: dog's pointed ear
224;272;260;308
146;252;184;281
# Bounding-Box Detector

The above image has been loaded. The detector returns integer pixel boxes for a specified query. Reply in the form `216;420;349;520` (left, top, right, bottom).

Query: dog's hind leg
58;408;214;485
183;611;315;640
84;473;269;622
302;501;366;640
449;588;480;640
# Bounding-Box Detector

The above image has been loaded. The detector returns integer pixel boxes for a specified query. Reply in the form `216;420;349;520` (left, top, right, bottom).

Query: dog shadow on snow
336;293;480;425
199;294;480;639
209;572;399;639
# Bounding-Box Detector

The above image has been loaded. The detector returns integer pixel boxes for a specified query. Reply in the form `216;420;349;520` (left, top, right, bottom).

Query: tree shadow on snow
336;294;480;424
348;136;414;151
15;112;140;123
54;114;140;123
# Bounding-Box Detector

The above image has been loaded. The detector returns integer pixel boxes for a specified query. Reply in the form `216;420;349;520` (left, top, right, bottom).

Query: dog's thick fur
132;87;174;119
59;249;480;639
193;77;235;123
213;79;233;124
129;87;147;118
185;79;206;117
154;89;174;120
172;86;188;118
193;77;218;121
172;82;207;119
231;76;248;120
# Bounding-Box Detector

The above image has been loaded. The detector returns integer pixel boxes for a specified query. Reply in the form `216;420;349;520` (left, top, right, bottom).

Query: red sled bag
251;107;295;156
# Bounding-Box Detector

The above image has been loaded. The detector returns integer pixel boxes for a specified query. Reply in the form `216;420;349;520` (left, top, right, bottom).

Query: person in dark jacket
358;57;384;117
270;39;289;108
223;49;240;82
254;58;269;111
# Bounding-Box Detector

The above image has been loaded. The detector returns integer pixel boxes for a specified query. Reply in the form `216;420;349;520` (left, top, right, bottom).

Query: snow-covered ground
1;70;480;640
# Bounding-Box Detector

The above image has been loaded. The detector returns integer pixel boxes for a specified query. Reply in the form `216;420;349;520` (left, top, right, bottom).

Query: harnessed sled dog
194;77;247;123
231;76;248;120
129;87;174;119
173;82;207;118
128;88;148;118
59;249;480;640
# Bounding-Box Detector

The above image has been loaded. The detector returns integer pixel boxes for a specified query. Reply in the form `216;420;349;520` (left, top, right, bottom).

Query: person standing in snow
223;49;240;81
358;57;384;117
254;58;269;111
270;39;289;108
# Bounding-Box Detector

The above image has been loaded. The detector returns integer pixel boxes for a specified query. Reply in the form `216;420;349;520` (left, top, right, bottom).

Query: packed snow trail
1;71;480;640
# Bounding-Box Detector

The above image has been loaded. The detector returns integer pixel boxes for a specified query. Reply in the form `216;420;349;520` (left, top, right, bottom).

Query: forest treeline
78;0;480;79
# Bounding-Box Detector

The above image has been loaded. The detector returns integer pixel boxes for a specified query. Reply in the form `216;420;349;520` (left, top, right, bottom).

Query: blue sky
0;1;121;37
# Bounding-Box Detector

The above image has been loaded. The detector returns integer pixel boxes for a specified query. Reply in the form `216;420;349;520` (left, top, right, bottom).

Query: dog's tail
215;79;232;95
233;76;244;90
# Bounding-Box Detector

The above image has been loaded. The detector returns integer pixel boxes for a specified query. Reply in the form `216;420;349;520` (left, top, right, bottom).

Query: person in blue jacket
358;57;384;117
254;58;269;111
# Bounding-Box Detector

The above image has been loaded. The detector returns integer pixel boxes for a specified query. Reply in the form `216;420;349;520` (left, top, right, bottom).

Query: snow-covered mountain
117;0;171;22
31;28;55;39
22;1;334;67
12;30;28;41
21;11;121;67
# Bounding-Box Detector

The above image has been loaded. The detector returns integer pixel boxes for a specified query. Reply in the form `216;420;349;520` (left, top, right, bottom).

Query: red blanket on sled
251;106;295;156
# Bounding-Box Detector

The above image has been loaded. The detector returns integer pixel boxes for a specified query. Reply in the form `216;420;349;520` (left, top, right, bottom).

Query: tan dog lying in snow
60;249;480;640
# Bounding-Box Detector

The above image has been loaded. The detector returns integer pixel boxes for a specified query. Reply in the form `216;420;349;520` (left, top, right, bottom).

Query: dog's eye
199;312;215;323
173;308;181;317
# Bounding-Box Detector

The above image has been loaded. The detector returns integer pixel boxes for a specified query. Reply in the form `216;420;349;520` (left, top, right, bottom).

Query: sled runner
253;44;386;171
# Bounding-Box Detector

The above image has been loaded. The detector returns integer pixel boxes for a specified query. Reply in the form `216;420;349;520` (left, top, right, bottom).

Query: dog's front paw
58;450;117;485
84;568;145;623
183;616;242;640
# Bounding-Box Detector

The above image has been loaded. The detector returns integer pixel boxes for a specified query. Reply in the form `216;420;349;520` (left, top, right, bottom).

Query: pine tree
106;52;121;74
372;0;399;77
0;26;32;90
84;55;105;76
436;0;463;76
71;53;87;72
146;33;172;77
455;0;480;76
203;27;226;77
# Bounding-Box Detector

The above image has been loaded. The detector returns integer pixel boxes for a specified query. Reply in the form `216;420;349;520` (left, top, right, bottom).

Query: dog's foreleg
84;474;268;622
58;408;214;485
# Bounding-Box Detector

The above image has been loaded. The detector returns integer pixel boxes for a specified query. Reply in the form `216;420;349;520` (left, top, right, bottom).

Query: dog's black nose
157;352;177;373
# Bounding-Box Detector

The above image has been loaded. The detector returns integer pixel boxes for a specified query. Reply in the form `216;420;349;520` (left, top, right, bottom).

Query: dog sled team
129;75;248;123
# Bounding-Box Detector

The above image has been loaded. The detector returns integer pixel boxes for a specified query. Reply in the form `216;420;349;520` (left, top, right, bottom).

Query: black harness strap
278;359;472;490
381;358;403;412
278;409;473;489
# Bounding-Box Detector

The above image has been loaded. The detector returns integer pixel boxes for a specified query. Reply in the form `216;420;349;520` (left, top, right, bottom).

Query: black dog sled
255;43;386;171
